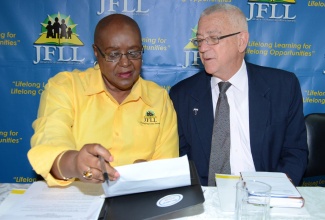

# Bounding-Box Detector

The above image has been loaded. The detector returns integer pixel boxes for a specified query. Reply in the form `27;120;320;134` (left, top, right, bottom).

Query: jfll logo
182;25;201;68
184;25;197;50
34;12;83;46
247;0;296;21
143;110;158;123
33;13;85;64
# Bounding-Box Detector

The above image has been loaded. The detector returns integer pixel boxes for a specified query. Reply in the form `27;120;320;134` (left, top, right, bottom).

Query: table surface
1;183;324;219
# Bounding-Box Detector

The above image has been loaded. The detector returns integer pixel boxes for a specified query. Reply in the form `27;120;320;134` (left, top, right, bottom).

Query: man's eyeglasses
191;32;241;47
94;44;144;62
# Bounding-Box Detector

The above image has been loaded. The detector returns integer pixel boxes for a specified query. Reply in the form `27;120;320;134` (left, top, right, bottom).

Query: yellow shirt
28;67;179;186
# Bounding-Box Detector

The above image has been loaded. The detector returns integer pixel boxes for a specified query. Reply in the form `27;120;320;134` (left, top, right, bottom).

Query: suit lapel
190;72;214;161
247;64;270;169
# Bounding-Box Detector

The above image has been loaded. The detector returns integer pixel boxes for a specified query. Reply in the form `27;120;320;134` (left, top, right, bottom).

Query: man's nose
198;39;210;52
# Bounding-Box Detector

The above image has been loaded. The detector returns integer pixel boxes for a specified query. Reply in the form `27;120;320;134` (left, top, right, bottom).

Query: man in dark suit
169;4;308;186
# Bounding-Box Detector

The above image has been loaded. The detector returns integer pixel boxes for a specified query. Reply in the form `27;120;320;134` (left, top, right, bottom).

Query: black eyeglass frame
191;32;241;47
94;44;144;62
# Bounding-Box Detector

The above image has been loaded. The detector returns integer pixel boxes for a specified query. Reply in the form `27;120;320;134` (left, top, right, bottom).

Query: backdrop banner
1;0;324;184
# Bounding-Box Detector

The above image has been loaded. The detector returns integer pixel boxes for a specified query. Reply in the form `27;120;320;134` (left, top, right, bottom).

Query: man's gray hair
200;4;248;31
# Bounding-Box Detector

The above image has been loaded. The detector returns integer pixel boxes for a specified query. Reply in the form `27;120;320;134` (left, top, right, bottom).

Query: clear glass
235;180;271;220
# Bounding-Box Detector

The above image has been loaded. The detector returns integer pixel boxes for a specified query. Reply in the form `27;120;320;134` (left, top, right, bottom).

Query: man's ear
238;31;249;53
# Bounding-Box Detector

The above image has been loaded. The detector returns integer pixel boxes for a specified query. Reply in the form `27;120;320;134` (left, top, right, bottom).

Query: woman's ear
92;44;98;58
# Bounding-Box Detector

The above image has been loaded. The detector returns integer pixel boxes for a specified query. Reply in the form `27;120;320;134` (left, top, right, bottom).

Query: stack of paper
0;181;105;220
240;172;304;208
102;155;191;197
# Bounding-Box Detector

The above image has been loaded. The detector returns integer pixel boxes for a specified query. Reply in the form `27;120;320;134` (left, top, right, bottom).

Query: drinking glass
235;180;271;220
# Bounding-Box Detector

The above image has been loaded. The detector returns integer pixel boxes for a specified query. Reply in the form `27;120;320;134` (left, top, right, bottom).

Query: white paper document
241;172;305;208
0;181;105;220
102;155;191;197
240;172;301;197
0;189;27;217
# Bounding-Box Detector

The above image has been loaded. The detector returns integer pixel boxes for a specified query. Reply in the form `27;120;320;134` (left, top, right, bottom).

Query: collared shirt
210;61;255;175
28;67;179;186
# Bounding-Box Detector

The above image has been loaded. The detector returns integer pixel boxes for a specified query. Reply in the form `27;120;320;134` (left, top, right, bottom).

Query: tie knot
218;81;231;94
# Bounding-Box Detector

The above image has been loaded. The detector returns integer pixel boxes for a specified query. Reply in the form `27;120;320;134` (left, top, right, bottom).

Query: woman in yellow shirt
28;14;179;186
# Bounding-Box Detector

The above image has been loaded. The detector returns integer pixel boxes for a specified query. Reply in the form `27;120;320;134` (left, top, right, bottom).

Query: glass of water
235;180;271;220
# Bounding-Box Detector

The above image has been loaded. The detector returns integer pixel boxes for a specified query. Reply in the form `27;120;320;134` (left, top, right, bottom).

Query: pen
99;155;109;185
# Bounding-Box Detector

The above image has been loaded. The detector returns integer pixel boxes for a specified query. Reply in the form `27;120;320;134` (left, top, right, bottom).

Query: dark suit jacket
169;62;308;186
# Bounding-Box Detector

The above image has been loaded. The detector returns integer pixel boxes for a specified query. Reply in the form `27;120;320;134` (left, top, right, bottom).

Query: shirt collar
211;61;247;93
81;66;105;95
81;67;153;107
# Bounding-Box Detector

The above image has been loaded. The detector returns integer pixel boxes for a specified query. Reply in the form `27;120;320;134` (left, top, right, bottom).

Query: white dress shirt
210;61;256;175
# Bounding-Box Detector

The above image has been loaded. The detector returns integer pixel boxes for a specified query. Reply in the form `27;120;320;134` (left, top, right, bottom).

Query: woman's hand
52;144;120;183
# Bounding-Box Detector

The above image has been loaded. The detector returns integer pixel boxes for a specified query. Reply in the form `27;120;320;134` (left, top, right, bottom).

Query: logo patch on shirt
141;110;160;125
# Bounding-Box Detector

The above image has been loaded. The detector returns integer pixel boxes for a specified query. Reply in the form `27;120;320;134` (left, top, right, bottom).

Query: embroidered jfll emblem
143;110;158;124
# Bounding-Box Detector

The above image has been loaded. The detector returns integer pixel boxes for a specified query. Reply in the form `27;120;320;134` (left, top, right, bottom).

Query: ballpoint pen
99;155;109;185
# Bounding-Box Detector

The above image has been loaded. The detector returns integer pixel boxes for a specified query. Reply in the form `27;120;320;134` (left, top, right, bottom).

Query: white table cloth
1;184;324;219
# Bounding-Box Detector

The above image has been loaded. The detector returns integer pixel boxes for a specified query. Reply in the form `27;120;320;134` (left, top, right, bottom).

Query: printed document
0;181;104;220
241;172;305;208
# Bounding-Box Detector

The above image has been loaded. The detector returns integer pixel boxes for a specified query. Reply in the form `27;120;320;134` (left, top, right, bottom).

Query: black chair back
304;113;325;177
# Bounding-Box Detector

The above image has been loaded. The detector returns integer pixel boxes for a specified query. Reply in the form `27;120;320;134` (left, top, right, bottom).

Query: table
1;184;324;219
159;186;325;220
